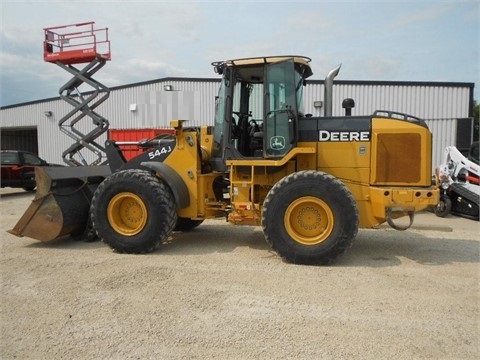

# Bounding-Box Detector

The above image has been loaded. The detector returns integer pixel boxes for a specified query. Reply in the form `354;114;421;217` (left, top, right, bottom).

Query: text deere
319;130;370;142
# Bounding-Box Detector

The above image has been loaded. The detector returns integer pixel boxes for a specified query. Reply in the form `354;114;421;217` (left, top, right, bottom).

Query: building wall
303;80;473;169
0;77;474;171
101;79;220;129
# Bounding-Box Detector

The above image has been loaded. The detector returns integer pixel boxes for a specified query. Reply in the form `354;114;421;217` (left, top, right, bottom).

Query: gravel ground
0;188;479;359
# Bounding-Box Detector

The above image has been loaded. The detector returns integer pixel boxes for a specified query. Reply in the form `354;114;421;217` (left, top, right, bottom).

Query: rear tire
91;169;177;253
262;170;358;265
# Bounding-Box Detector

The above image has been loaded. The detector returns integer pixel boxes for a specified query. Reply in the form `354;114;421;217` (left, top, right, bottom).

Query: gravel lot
1;188;479;359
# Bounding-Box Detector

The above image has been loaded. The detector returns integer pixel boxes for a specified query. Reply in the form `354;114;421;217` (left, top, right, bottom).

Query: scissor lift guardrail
44;22;111;166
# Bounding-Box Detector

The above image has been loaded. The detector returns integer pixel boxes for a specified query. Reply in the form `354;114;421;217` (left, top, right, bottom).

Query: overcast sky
1;0;478;107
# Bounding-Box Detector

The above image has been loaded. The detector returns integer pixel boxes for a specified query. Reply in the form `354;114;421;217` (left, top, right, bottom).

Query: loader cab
210;56;312;171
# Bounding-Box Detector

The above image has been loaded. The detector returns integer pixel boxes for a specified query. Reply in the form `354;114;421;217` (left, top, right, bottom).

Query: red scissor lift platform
44;22;111;166
44;21;111;64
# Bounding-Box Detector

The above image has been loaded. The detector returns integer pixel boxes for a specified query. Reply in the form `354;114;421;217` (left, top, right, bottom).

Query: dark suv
1;150;58;191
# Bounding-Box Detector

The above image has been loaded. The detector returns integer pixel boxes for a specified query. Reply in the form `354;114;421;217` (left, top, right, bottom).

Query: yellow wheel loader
9;49;439;264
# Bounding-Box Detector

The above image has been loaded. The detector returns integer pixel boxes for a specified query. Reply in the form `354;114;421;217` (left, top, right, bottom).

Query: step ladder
44;22;111;166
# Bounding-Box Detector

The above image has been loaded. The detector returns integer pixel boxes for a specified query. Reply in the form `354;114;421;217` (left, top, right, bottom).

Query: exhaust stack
324;64;341;117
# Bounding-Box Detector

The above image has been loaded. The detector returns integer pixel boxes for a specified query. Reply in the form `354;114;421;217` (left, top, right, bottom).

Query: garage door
0;127;38;153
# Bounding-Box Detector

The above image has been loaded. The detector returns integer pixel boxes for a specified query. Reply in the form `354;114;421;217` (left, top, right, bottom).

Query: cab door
264;59;299;157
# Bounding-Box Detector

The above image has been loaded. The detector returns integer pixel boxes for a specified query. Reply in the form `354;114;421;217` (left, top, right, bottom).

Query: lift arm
43;22;111;166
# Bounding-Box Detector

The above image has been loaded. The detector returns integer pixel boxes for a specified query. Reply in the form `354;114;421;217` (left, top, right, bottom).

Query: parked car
1;150;61;191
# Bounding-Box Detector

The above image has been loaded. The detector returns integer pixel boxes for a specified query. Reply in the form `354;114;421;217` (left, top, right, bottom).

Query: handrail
43;22;110;64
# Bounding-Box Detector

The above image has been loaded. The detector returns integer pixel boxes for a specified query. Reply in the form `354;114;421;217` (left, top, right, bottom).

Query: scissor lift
44;22;111;166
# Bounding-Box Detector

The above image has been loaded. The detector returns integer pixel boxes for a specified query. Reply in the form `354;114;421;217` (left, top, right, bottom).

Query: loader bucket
8;165;111;242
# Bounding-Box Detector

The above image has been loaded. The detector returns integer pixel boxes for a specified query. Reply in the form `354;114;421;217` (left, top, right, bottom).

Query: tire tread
262;170;358;265
91;169;177;254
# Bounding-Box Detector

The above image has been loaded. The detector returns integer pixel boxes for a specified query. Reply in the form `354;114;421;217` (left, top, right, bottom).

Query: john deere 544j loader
9;22;439;264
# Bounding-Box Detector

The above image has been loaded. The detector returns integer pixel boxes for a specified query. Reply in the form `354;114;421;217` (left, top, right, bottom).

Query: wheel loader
9;43;439;264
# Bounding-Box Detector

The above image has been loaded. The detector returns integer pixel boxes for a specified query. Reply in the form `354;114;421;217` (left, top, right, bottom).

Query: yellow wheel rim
107;192;148;236
284;196;334;245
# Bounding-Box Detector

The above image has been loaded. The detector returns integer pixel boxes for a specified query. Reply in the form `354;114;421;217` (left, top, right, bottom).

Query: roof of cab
212;55;313;79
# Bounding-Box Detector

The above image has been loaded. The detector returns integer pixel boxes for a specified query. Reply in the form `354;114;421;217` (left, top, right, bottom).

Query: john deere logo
270;136;285;150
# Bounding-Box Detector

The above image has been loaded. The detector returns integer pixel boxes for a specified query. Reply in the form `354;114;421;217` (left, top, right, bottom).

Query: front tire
434;195;452;218
262;171;359;265
91;169;177;253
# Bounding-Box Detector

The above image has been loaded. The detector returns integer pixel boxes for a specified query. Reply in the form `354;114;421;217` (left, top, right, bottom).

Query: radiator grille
374;133;421;183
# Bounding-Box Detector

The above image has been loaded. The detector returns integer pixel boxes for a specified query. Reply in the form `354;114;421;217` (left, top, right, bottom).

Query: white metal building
0;77;475;173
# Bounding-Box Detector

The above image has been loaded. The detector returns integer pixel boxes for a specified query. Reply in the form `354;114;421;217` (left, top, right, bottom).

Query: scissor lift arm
44;22;112;166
